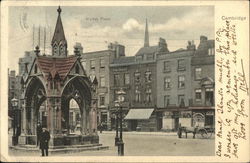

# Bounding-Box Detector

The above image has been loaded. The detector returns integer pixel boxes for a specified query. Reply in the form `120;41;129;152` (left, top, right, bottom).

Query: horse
178;126;198;139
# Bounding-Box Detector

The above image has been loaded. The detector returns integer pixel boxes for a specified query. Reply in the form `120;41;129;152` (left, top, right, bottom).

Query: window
100;96;105;106
114;74;119;86
208;48;215;55
146;85;152;102
205;88;214;106
90;60;95;69
163;61;171;72
195;89;202;101
134;71;141;83
145;70;152;82
100;59;105;68
124;73;130;85
100;77;105;87
178;76;185;88
195;67;202;80
135;86;141;102
164;95;170;107
178;95;185;107
136;55;143;61
164;77;171;89
147;54;154;60
177;59;186;71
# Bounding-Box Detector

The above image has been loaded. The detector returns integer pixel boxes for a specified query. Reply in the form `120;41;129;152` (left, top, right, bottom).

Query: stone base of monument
10;143;109;155
18;134;99;146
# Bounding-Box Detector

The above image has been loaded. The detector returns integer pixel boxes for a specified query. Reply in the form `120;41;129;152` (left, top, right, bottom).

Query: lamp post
116;88;126;156
114;101;119;146
11;97;19;146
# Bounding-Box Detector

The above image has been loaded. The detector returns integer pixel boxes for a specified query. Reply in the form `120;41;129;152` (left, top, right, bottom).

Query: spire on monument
144;18;149;47
51;6;67;57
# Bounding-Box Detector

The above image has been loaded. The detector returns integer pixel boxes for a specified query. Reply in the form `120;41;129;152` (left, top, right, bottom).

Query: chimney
74;42;83;54
187;40;196;50
200;35;208;43
108;42;125;58
158;37;167;49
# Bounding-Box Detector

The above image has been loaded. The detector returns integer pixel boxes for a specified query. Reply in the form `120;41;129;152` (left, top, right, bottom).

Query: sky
8;6;214;72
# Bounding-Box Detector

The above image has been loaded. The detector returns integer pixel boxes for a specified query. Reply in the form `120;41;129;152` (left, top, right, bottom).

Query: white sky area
8;6;214;71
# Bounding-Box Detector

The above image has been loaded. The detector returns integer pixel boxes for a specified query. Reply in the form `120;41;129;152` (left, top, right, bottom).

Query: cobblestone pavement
9;131;215;156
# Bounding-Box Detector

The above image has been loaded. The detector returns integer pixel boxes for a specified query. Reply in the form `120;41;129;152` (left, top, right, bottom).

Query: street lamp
11;97;19;146
114;100;120;146
116;88;126;156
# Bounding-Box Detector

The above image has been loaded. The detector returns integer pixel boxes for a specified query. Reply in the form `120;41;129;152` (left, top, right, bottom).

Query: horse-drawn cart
178;125;214;139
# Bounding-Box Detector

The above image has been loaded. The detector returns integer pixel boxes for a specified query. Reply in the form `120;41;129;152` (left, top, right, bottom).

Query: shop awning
124;108;154;120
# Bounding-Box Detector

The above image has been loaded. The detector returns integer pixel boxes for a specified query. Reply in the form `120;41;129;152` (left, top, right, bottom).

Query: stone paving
9;131;215;156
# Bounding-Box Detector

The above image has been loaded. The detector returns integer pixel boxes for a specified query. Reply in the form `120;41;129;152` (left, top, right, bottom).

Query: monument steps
10;144;109;154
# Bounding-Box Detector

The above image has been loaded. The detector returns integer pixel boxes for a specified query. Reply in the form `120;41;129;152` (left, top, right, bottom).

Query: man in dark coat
36;123;42;146
40;128;50;156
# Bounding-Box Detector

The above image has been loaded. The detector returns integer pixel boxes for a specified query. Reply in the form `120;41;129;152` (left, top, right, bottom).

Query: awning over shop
124;108;154;120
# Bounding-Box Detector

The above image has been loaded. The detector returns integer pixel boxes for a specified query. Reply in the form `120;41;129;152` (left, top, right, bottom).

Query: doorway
130;120;138;131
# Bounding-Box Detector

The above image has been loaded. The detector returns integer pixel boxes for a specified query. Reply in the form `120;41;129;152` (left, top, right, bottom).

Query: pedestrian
177;123;182;138
40;128;50;157
100;122;103;133
36;122;42;146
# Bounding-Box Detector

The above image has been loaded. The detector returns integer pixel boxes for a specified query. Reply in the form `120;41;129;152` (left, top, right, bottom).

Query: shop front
161;107;214;131
124;108;157;131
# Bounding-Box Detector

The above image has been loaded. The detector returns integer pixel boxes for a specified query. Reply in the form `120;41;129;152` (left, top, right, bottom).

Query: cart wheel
198;129;208;139
206;128;213;138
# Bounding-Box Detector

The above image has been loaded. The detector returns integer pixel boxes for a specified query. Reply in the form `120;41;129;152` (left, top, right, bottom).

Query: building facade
190;36;215;128
109;20;169;131
156;36;215;131
18;51;36;75
79;42;125;130
156;42;195;131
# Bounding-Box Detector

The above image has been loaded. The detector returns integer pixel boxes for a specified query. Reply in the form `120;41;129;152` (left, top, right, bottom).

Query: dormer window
208;48;215;55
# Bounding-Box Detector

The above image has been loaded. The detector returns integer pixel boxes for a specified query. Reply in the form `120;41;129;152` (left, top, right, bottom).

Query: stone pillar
81;105;86;135
90;99;98;133
21;99;27;135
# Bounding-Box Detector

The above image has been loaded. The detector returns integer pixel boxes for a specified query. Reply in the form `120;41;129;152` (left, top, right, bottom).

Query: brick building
156;42;195;131
79;42;125;130
156;36;215;131
110;20;169;131
190;36;215;128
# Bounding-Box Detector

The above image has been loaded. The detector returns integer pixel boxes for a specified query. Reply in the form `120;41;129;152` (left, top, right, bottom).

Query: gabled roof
51;6;67;45
36;55;78;80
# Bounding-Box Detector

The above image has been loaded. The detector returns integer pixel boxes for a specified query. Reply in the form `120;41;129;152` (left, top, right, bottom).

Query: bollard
117;141;124;156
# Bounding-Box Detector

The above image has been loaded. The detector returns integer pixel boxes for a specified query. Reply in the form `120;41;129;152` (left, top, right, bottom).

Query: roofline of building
82;49;114;55
110;60;156;67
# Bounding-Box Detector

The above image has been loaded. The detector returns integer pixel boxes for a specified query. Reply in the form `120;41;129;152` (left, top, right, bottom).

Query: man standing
36;123;42;146
40;128;50;157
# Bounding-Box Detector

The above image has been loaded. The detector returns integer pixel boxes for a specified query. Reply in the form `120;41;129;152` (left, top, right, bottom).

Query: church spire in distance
51;6;67;57
144;18;149;47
